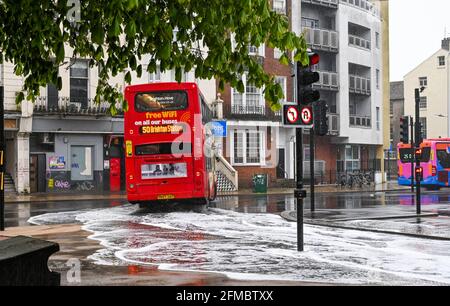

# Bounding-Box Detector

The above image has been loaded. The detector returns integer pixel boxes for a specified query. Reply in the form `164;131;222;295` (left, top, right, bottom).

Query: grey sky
390;0;450;81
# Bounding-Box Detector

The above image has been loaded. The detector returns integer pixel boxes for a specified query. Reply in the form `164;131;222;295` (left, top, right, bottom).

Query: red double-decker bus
124;82;217;206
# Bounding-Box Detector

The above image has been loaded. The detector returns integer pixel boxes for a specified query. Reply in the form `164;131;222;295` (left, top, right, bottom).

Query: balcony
302;0;339;9
313;71;339;91
340;0;381;18
33;96;122;117
327;113;340;136
349;75;371;96
348;34;371;51
349;115;371;128
223;104;282;122
303;27;339;52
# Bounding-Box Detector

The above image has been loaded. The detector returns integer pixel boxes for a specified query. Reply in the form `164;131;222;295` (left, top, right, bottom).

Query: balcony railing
340;0;381;18
302;0;338;9
33;96;122;116
224;104;282;122
349;34;371;50
313;71;339;91
349;75;371;95
303;27;339;52
349;115;371;128
327;113;340;136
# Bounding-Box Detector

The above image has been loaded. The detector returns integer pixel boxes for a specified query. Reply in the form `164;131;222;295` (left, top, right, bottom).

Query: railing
33;96;122;116
349;75;371;95
328;113;340;135
313;71;339;91
349;115;371;128
215;154;239;191
224;104;282;122
340;0;381;18
302;0;339;9
349;34;371;50
303;27;339;52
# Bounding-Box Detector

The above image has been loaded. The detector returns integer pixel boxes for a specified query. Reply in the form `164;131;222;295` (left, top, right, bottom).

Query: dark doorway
30;154;46;193
277;148;286;179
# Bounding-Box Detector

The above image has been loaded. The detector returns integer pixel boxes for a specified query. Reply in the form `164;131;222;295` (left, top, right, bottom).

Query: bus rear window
399;148;431;163
135;91;188;112
135;143;191;156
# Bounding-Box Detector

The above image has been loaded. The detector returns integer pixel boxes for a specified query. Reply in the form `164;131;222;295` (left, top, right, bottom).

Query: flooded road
27;195;450;285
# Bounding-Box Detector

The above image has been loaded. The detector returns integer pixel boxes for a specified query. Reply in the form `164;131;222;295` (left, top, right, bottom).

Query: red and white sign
286;106;299;124
300;107;312;125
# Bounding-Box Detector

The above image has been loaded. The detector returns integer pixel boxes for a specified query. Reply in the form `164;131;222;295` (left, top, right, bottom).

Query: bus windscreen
399;147;431;163
135;91;188;112
437;149;450;168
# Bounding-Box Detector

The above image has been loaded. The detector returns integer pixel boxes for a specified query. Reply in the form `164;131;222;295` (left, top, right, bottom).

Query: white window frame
231;129;265;166
275;76;287;103
419;96;427;109
231;74;264;113
419;76;427;87
70;59;90;107
274;48;283;60
375;32;380;49
376;69;380;90
148;66;161;83
272;0;286;14
376;107;380;131
438;56;446;67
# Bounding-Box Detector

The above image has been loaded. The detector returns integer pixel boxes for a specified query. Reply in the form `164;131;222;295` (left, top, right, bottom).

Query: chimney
442;37;450;51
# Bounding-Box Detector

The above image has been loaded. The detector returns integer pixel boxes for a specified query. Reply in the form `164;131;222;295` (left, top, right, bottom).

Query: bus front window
437;149;450;168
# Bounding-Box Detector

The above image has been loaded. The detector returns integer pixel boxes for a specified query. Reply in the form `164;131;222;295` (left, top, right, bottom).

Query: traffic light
400;116;409;144
415;148;423;162
415;166;423;181
313;100;329;136
297;52;320;106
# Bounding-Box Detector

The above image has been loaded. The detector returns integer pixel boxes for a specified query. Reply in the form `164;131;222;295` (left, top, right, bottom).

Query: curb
280;210;450;241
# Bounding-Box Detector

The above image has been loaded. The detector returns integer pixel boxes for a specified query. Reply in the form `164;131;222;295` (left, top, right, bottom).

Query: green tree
0;0;309;113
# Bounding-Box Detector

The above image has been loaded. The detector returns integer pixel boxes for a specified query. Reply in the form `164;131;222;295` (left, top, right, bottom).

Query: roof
390;81;404;100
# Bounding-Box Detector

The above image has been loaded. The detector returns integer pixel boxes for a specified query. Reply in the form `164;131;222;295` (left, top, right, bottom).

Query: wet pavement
3;189;450;285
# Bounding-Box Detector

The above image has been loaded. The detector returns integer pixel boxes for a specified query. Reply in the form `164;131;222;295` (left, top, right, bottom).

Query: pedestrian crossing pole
1;86;5;231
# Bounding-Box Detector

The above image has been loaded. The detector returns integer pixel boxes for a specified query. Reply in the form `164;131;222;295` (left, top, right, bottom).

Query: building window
71;146;94;181
419;97;427;109
248;44;265;57
419;117;427;139
375;32;380;49
345;145;360;171
149;66;161;82
232;129;262;165
70;60;89;108
232;74;264;114
272;0;286;14
389;102;394;116
376;107;380;131
376;69;380;89
438;56;446;66
274;76;287;102
301;17;319;28
419;77;427;87
274;48;283;59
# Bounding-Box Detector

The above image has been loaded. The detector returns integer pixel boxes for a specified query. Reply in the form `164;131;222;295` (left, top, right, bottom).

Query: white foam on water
28;206;450;285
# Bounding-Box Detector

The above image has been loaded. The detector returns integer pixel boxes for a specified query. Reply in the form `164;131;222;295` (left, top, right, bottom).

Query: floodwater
28;203;450;285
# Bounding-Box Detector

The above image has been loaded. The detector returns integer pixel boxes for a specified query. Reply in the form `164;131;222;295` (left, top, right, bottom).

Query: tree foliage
0;0;309;112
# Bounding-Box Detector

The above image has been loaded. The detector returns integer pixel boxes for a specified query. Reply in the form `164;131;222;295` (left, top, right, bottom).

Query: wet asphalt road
4;189;450;228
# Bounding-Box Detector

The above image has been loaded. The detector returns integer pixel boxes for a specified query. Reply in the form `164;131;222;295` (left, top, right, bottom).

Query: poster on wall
49;156;66;170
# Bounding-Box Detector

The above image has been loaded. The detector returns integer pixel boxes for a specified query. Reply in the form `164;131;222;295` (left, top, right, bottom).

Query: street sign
210;120;227;137
283;105;314;128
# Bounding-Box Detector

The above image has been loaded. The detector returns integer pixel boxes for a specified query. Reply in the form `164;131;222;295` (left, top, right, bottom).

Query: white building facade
404;38;450;139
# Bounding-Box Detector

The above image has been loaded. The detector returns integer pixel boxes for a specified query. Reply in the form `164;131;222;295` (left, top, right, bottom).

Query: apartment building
300;0;384;180
404;38;450;140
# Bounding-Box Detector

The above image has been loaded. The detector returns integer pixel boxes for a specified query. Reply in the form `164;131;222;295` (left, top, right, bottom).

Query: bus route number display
140;124;184;134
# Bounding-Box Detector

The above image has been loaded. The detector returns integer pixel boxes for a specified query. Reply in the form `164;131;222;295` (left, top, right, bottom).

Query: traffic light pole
410;117;415;193
414;89;421;215
309;128;315;213
295;128;304;252
1;86;4;231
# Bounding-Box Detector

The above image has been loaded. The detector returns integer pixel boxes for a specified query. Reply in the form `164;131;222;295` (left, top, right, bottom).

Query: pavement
4;181;408;204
